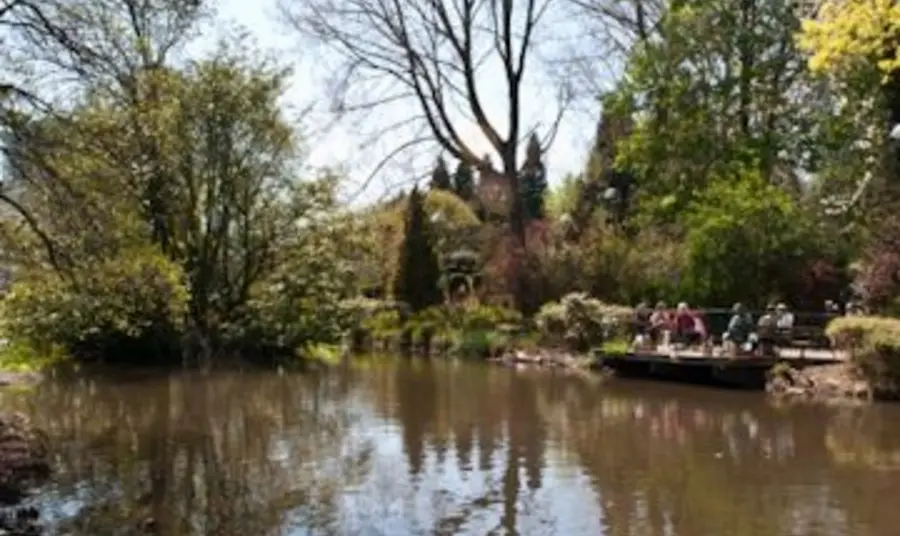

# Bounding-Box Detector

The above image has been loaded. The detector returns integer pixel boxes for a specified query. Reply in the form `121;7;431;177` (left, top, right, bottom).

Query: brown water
3;359;900;535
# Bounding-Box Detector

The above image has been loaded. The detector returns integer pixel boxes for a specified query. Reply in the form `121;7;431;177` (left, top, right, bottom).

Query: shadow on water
1;359;900;535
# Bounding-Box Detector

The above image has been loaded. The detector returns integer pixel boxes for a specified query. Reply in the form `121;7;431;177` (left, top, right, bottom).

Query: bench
775;325;830;348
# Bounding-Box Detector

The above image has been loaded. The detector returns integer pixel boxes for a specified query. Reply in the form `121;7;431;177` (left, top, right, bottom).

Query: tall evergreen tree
452;161;475;201
430;157;452;190
520;133;547;220
394;186;442;312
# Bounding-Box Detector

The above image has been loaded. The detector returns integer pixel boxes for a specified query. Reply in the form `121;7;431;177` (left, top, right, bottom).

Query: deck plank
602;345;847;368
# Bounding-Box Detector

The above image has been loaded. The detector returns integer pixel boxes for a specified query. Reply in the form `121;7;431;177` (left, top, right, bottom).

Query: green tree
452;161;475;202
680;169;836;307
0;41;356;362
394;186;442;312
430;157;452;190
611;0;836;225
520;133;547;220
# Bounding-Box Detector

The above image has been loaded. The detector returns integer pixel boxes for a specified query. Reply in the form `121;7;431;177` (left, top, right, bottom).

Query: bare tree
279;0;566;246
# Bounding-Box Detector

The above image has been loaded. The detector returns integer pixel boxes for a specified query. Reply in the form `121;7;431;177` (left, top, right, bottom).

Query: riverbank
488;348;596;372
766;363;872;403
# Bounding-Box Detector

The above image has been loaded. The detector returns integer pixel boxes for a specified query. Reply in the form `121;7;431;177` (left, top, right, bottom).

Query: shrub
455;304;522;332
362;309;405;342
536;292;633;352
453;329;510;358
407;306;452;346
339;298;404;350
535;302;566;340
826;316;900;389
1;247;188;361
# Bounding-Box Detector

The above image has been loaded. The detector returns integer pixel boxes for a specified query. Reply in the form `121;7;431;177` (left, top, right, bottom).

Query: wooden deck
608;347;846;365
595;345;848;389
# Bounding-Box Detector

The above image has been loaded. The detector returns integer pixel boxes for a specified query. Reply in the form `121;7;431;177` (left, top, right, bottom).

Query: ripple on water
2;362;900;535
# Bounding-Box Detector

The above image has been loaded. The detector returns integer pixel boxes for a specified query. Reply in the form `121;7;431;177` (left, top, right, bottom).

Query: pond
3;358;900;535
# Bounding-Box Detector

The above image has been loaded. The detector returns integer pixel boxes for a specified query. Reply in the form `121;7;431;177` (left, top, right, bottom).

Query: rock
849;382;870;399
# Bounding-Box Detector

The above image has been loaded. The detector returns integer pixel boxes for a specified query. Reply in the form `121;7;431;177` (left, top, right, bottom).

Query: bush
454;304;522;332
1;247;188;361
826;316;900;389
536;292;633;352
535;302;566;340
453;329;510;358
361;309;405;342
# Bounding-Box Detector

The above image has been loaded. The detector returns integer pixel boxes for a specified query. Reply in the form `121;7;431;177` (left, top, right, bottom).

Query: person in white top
775;303;794;329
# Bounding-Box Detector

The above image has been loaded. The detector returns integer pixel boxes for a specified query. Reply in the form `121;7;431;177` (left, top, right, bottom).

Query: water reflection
1;360;899;535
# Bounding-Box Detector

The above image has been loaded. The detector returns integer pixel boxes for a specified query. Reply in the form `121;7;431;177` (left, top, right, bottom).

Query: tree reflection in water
4;371;373;535
1;361;900;535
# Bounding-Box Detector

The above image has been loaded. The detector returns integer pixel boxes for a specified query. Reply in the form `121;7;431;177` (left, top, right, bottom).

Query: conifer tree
430;157;452;190
520;133;547;220
394;186;442;312
451;161;475;201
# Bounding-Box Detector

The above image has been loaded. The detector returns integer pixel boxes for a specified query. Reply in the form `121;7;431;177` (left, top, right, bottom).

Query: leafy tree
545;174;582;221
0;41;357;362
798;0;900;194
430;157;452;190
797;1;900;78
611;0;835;224
452;161;475;202
394;186;442;312
680;169;839;307
520;133;547;220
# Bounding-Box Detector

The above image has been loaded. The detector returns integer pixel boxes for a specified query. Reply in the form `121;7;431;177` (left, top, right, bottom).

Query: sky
209;0;614;205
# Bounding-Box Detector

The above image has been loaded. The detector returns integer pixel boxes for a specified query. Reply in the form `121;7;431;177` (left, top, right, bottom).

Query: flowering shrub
536;292;633;352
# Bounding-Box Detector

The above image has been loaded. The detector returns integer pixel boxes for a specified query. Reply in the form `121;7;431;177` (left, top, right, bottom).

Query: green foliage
681;170;830;307
521;133;547;220
609;0;852;225
0;339;67;373
453;329;510;359
302;343;343;365
430;157;452;190
536;293;633;352
0;42;364;364
362;309;404;341
827;316;900;389
545;174;582;221
226;206;363;354
454;304;522;332
528;222;685;306
394;187;442;312
1;247;188;361
452;162;475;201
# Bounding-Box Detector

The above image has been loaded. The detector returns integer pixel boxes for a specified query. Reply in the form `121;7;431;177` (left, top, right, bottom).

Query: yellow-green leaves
798;0;900;81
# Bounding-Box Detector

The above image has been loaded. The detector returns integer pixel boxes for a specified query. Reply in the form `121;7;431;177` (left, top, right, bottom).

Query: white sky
209;0;615;204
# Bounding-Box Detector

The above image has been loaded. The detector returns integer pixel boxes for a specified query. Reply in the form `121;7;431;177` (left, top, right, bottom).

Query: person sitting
756;304;778;355
673;302;703;346
723;303;753;354
775;302;794;343
632;301;652;346
649;301;671;344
